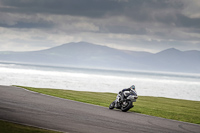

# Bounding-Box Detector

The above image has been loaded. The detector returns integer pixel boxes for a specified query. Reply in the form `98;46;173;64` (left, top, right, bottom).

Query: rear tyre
121;101;133;112
109;101;115;109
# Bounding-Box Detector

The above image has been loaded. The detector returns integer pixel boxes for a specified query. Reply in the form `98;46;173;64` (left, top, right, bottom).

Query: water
0;62;200;101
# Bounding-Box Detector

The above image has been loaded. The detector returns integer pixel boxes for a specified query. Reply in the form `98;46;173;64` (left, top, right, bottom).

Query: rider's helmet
130;85;135;90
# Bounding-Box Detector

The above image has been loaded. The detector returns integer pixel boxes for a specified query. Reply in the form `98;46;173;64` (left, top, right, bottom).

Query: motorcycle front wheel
121;101;133;112
109;101;115;109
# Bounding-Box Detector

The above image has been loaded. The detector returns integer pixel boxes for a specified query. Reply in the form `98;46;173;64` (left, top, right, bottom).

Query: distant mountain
0;42;200;73
145;48;200;72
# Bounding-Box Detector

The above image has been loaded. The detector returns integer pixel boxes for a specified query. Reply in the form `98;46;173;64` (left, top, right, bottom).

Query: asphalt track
0;86;200;133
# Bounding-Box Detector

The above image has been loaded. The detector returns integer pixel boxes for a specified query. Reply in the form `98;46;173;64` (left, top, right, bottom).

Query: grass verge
0;120;61;133
18;86;200;124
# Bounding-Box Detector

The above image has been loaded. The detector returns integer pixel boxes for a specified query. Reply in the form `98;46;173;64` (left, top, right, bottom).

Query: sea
0;62;200;101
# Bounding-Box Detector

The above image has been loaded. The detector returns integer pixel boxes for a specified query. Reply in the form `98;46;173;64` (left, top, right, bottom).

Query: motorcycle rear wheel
121;101;133;112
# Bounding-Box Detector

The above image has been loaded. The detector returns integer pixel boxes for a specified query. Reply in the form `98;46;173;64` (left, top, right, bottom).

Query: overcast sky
0;0;200;53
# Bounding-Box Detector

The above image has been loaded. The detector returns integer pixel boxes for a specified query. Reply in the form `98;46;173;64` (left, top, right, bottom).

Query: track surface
0;86;199;133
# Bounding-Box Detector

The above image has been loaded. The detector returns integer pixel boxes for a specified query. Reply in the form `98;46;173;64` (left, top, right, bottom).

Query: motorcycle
109;90;138;112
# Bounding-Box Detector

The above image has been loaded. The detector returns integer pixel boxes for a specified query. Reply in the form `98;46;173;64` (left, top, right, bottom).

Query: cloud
0;0;199;52
1;0;199;29
0;0;124;17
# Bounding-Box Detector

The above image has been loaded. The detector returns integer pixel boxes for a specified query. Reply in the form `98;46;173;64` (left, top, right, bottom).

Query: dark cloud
0;20;54;29
0;0;183;18
0;0;124;17
1;0;198;30
175;14;200;28
0;0;199;29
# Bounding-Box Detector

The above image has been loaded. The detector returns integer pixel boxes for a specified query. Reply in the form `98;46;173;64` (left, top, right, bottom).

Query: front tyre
109;101;115;109
121;101;133;112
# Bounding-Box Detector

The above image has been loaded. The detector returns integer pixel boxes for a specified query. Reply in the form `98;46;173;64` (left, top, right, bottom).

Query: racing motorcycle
109;89;138;112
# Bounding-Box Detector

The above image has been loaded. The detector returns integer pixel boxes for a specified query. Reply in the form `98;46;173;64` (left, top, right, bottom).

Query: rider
115;85;136;107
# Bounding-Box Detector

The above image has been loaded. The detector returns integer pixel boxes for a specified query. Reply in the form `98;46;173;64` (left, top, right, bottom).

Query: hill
0;42;200;73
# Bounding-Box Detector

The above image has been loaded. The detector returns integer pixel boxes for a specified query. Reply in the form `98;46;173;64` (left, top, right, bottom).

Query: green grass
0;120;61;133
18;86;200;124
